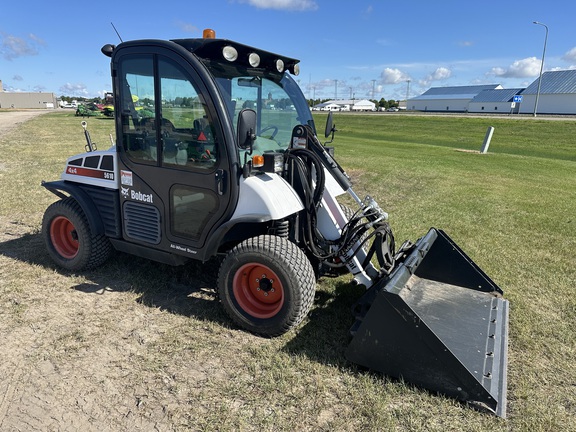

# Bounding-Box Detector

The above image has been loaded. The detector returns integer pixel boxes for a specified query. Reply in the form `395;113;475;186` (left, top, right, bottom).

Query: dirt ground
1;110;363;432
0;110;256;431
0;110;49;135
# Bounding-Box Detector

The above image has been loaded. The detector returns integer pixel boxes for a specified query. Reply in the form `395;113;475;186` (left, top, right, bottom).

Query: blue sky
2;0;575;101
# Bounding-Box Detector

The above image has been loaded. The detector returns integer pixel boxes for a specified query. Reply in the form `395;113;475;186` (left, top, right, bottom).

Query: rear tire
217;235;316;337
42;197;112;271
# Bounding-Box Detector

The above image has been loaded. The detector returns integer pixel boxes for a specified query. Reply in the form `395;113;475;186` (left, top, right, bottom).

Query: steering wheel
260;125;279;140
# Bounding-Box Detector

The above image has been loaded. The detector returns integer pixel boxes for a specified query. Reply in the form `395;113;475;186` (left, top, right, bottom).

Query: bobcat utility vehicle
41;29;509;417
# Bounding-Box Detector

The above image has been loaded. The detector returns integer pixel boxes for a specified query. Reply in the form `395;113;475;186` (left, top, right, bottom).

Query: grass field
0;111;575;431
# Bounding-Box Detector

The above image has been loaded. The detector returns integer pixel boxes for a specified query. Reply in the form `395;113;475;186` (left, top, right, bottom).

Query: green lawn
1;111;575;431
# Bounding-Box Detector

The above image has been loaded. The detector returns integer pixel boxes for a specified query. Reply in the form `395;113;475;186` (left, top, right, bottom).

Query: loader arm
284;123;509;417
286;124;397;288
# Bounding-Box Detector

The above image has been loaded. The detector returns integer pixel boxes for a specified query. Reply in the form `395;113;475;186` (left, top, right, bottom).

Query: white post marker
481;126;495;154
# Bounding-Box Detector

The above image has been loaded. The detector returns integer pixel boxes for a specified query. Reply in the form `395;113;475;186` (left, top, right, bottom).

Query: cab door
115;49;233;257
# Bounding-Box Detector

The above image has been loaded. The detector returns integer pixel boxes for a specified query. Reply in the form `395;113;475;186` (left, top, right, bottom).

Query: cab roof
171;37;300;76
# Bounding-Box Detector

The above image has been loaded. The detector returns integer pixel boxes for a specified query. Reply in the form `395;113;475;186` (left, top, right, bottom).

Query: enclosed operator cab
100;31;312;263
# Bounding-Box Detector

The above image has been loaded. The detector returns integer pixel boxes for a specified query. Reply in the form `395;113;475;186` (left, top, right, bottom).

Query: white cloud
176;21;199;34
376;39;393;47
0;33;44;60
490;57;541;78
28;33;46;46
550;65;576;71
429;67;452;81
238;0;318;11
419;67;452;87
562;47;576;63
380;68;410;84
59;83;89;96
363;5;373;16
316;78;335;89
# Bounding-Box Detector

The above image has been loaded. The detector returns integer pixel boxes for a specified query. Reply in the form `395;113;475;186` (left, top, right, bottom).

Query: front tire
217;235;316;337
42;197;112;271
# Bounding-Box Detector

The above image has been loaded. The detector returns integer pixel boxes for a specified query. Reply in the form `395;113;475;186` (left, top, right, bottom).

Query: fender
41;180;106;236
231;173;304;220
202;215;270;259
202;173;304;259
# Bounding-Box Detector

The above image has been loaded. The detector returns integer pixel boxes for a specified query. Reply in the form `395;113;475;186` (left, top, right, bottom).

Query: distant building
0;81;58;109
407;70;576;115
408;84;503;112
468;88;525;114
312;99;375;112
312;102;342;111
349;99;376;111
518;70;576;115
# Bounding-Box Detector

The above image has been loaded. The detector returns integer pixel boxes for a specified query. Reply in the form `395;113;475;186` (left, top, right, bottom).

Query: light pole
406;79;411;103
533;21;548;117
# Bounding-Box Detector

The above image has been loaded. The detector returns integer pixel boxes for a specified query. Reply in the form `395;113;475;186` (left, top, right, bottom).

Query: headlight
249;53;261;67
223;46;238;62
276;59;285;73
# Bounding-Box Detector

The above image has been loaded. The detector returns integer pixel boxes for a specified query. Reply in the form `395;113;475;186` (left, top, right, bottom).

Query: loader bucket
346;228;509;417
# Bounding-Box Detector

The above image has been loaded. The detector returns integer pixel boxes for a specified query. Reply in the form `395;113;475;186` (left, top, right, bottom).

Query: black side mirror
324;111;337;144
237;108;257;150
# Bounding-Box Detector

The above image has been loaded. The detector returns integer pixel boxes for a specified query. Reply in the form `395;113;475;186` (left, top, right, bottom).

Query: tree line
60;96;104;104
61;95;401;110
307;98;400;109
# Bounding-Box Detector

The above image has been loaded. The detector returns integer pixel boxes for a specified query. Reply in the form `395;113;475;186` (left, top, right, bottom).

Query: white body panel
231;173;304;221
60;147;119;189
322;166;346;198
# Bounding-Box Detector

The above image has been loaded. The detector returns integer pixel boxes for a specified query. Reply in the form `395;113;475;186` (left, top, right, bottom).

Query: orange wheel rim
233;263;284;319
50;216;79;259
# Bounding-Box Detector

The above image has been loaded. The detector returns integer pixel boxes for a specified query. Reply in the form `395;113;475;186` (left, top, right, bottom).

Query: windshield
212;67;315;155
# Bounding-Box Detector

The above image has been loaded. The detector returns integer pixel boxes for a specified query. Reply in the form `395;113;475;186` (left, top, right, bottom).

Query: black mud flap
346;228;509;417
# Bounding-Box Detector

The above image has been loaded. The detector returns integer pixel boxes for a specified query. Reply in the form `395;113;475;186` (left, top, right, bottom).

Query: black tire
42;197;112;271
217;235;316;337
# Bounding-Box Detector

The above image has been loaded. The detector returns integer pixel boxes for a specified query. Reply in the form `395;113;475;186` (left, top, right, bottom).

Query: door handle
215;169;226;195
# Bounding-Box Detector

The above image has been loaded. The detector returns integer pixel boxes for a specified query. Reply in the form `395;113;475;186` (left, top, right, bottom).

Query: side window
159;58;217;170
119;54;217;170
170;185;218;240
120;55;157;164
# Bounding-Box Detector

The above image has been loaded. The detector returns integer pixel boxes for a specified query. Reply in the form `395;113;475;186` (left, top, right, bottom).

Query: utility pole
406;79;411;102
533;21;549;117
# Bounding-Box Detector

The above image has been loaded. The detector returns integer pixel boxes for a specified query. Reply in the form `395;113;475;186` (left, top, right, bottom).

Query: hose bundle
284;144;395;274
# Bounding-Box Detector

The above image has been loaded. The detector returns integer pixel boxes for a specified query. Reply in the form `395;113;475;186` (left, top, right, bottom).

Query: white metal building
518;70;576;115
312;99;375;112
468;88;524;114
408;84;502;112
312;102;342;111
349;99;376;111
